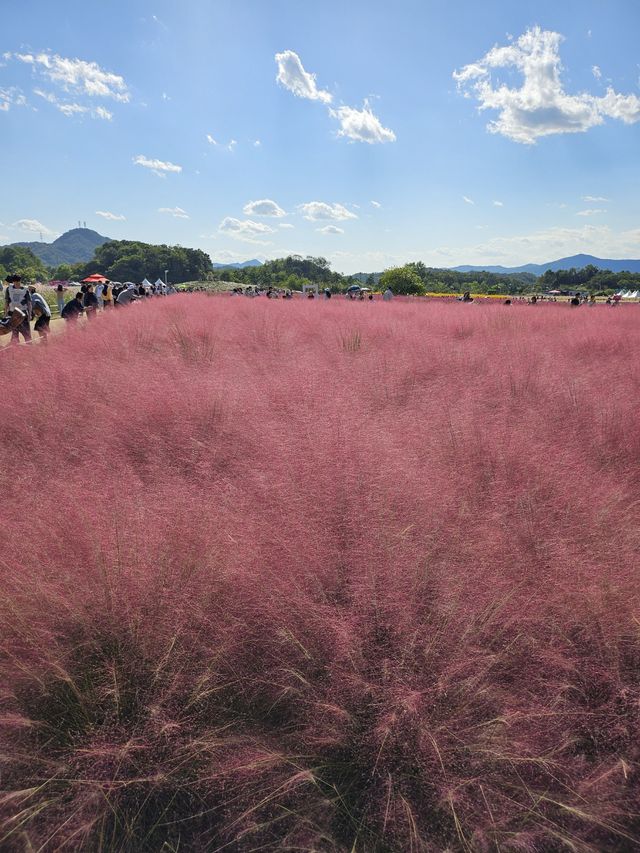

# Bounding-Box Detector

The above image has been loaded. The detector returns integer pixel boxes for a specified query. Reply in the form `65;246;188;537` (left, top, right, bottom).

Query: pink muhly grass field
1;295;639;851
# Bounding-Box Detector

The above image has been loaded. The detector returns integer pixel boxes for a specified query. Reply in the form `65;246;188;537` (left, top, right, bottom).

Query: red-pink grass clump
1;295;639;851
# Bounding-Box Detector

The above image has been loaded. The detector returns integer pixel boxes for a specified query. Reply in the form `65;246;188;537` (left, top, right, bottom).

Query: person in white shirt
383;287;393;301
4;275;32;343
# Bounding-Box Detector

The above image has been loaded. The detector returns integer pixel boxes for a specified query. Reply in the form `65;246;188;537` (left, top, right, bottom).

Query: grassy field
1;296;639;851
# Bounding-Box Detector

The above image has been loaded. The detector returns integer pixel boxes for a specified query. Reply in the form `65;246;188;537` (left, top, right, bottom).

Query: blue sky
1;0;640;272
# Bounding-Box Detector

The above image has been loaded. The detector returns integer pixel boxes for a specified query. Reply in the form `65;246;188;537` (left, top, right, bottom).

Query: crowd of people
1;275;177;345
228;285;395;301
2;272;632;348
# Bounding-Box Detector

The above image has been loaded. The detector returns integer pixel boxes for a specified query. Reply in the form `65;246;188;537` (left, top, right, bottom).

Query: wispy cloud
463;196;475;205
298;201;357;221
13;218;55;236
576;208;607;216
34;91;103;119
275;50;394;145
159;207;189;219
218;217;275;244
133;155;182;177
275;50;332;103
371;200;382;209
493;200;504;206
454;26;640;143
206;133;237;152
0;86;27;111
96;210;126;221
330;100;396;144
13;50;129;101
582;195;610;202
317;225;344;235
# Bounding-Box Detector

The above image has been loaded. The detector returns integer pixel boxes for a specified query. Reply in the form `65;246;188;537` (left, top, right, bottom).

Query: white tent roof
155;278;164;286
142;278;152;286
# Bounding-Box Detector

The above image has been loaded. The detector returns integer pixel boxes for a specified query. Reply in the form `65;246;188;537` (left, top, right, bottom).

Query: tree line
2;241;639;296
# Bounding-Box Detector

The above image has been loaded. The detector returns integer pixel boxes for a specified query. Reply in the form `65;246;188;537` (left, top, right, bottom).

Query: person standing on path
4;275;32;344
55;283;66;315
102;281;113;308
83;284;99;319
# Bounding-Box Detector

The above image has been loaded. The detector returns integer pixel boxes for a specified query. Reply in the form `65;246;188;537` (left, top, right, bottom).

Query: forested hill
9;228;111;266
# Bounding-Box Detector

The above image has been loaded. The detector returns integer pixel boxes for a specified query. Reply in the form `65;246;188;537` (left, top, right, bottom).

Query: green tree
0;246;50;282
52;263;75;280
379;265;425;296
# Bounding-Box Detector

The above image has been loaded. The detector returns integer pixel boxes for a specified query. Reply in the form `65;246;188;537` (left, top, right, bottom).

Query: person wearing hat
4;275;32;343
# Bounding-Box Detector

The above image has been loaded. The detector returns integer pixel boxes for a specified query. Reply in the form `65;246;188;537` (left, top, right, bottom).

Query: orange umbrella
82;274;109;283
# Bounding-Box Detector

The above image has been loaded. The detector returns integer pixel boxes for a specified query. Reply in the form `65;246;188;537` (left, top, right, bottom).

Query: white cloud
34;87;113;120
576;208;607;216
453;26;640;143
94;106;112;120
14;51;129;102
463;196;475;205
243;199;286;218
218;217;275;244
206;134;237;151
592;65;602;80
0;86;27;110
159;207;189;219
254;139;261;147
493;200;504;206
371;200;382;208
213;249;246;263
582;195;610;202
330;100;396;144
275;50;332;104
279;223;295;229
317;225;344;235
422;223;640;268
298;201;358;221
13;219;55;236
96;210;126;221
57;102;88;116
133;155;182;177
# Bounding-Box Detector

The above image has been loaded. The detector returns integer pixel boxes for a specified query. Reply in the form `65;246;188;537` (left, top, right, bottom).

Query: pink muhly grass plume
0;295;639;850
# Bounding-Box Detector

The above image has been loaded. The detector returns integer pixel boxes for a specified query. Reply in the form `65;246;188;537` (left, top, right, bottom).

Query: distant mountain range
8;228;112;266
212;259;263;269
450;254;640;275
6;232;639;280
